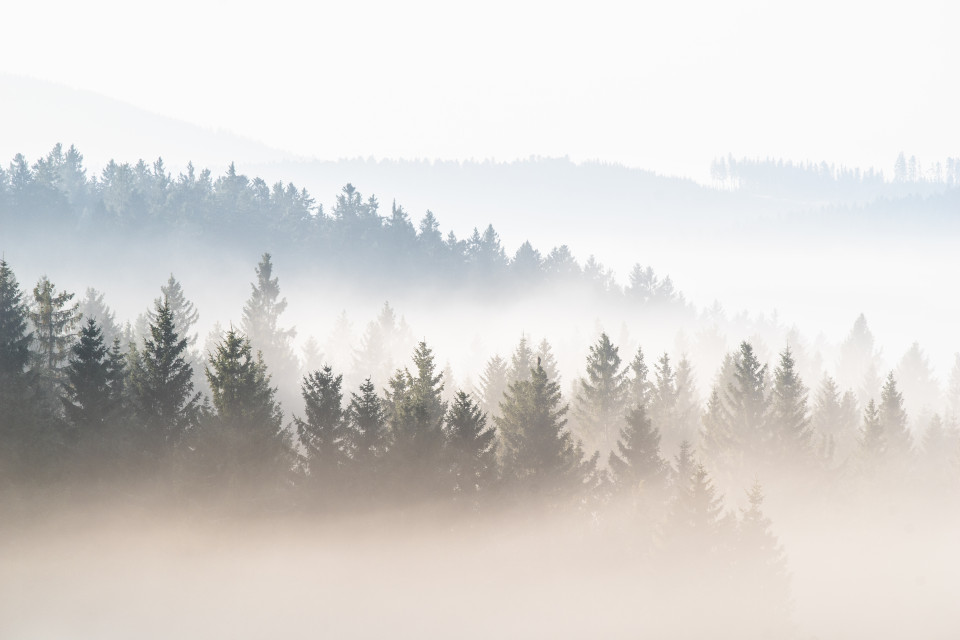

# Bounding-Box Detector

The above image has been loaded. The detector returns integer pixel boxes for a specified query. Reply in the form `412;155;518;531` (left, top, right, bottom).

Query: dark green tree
444;391;498;497
346;377;388;469
203;329;291;483
62;319;115;436
496;361;587;496
0;258;32;376
131;298;201;452
294;365;347;478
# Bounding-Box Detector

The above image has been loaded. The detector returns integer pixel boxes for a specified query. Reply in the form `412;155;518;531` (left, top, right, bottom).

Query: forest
3;147;960;638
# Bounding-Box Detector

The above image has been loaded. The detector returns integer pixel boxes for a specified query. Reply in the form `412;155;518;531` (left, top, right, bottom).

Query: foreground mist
2;251;960;639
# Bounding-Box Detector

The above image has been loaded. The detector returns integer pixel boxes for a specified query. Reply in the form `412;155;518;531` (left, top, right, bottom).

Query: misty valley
2;147;960;639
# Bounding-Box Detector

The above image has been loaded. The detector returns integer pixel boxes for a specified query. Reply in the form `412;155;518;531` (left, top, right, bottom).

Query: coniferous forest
3;147;960;639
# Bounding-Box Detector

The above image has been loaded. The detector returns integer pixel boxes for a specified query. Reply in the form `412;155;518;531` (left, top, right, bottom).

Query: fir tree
860;399;884;458
295;365;347;478
0;258;31;376
509;334;534;384
346;377;388;469
574;332;629;453
673;356;702;451
29;275;80;385
768;346;811;465
78;288;120;347
131;298;201;451
735;482;791;633
152;275;199;349
383;341;447;491
62;319;115;437
478;354;509;419
203;329;291;482
879;371;911;457
444;391;498;497
608;402;668;494
496;361;587;496
725;342;769;460
671;460;727;551
628;345;652;409
535;338;560;385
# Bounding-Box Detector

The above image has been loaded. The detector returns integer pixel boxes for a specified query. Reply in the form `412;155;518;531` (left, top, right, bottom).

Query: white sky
2;0;958;180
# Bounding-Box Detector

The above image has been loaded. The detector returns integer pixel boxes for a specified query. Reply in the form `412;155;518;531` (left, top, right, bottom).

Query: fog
3;2;960;635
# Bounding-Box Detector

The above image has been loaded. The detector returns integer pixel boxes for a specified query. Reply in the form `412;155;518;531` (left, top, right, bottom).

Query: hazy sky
3;0;957;179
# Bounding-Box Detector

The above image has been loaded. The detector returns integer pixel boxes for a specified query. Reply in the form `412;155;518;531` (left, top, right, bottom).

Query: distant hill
0;74;295;172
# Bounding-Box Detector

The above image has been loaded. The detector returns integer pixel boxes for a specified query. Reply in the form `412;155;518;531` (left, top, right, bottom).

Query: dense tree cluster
0;145;690;307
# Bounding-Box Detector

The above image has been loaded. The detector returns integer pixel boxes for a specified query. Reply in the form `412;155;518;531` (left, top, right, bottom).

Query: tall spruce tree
574;332;629;454
241;253;298;406
0;259;40;473
478;354;509;419
29;275;80;386
496;361;587;496
628;345;652;409
879;371;911;457
383;341;447;492
608;402;668;494
726;342;769;460
153;275;200;349
294;365;347;478
860;399;884;459
62;319;115;437
444;391;497;497
346;377;388;470
131;298;201;452
768;346;811;466
509;334;534;384
204;329;291;483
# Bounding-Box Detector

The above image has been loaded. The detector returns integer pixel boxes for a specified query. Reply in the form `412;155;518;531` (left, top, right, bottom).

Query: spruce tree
0;258;31;376
478;354;509;419
78;288;120;347
496;361;586;496
735;481;791;633
535;339;560;385
204;329;291;483
241;253;298;405
295;365;347;478
444;390;497;497
768;346;811;465
725;342;769;461
574;332;629;453
608;402;668;494
62;319;114;436
673;356;702;450
860;399;883;458
509;334;534;384
383;341;447;491
671;460;727;551
0;259;40;474
879;372;912;457
131;298;201;452
346;377;388;470
628;345;652;409
29;275;80;385
153;275;199;349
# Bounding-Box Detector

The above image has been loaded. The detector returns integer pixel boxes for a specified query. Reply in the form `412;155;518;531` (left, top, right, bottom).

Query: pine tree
535;339;560;385
153;275;200;349
444;391;497;497
509;334;534;384
0;258;32;376
241;253;298;405
735;482;791;633
726;342;769;459
0;259;42;474
496;361;586;496
383;341;447;491
878;371;911;457
608;402;668;494
203;329;291;483
673;356;702;451
29;275;80;385
649;352;680;452
768;346;811;465
131;298;201;452
671;460;727;551
78;288;120;347
295;365;347;478
628;345;652;409
574;332;629;453
346;377;388;470
478;354;509;419
860;399;884;458
62;319;115;437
